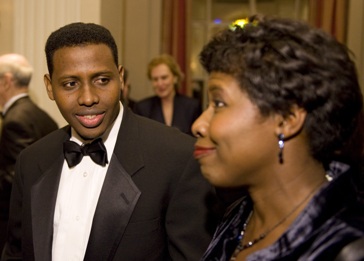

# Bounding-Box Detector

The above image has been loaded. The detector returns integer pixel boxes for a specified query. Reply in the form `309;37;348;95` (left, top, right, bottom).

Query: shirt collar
2;93;29;115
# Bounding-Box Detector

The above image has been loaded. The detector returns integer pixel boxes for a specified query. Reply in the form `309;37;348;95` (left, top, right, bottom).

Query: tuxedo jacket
2;109;218;261
0;96;58;227
0;96;58;178
133;94;202;135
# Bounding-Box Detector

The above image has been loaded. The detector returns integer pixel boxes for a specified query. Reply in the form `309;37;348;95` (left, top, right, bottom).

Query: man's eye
96;77;110;85
64;81;77;88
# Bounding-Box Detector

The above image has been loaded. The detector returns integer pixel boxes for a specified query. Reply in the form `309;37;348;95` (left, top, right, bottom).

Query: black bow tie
63;138;108;168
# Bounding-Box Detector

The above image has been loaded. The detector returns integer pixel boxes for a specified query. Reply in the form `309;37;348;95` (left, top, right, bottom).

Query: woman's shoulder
136;95;159;105
133;96;159;113
175;94;201;111
176;93;199;103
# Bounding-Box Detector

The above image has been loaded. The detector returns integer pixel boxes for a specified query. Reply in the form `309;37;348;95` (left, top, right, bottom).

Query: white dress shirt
52;103;124;261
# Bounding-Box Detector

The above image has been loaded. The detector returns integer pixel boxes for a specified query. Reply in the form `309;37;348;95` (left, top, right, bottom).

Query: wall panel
123;0;162;101
11;0;99;127
347;0;364;92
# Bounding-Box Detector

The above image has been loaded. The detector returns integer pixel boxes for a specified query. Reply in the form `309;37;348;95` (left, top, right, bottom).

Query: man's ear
274;105;307;139
118;65;124;91
44;74;55;101
2;72;13;90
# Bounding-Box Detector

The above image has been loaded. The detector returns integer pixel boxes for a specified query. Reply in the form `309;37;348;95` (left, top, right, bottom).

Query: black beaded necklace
229;177;329;261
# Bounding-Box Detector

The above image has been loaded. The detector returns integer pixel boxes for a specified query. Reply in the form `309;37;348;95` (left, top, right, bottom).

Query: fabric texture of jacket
0;96;58;179
0;96;58;231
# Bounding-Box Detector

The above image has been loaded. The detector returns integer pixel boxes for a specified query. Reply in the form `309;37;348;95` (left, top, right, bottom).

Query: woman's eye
212;100;225;108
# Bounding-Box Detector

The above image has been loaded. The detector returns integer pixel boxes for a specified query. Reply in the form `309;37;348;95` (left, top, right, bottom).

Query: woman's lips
193;145;215;159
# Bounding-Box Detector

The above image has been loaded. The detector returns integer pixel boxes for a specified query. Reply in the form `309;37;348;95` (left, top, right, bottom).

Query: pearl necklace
230;177;330;261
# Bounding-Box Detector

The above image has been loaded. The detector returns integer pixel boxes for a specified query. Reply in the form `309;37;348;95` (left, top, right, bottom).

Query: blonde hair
147;54;184;90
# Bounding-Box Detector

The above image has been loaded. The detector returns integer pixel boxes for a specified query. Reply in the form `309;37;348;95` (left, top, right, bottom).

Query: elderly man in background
0;53;58;250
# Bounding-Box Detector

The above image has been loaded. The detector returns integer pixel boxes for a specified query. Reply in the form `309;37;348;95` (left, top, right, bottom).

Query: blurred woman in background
134;54;201;135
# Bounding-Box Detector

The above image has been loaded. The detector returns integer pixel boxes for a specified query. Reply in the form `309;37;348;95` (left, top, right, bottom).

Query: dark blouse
201;162;364;261
133;94;201;135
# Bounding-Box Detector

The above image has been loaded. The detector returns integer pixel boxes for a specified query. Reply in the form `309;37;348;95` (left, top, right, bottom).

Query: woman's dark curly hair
45;22;119;78
200;14;363;166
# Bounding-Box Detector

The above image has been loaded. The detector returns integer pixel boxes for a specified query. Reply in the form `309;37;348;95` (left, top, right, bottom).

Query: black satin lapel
114;109;144;176
31;155;64;261
84;154;141;261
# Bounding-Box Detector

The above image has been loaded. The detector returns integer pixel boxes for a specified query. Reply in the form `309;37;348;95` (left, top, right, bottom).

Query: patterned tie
63;138;108;168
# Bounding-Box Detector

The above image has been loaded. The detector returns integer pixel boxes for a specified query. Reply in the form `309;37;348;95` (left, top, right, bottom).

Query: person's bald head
0;53;33;87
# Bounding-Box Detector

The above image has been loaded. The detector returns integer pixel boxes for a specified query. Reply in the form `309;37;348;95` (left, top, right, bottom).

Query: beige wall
122;0;162;101
101;0;124;64
0;0;14;54
101;0;162;101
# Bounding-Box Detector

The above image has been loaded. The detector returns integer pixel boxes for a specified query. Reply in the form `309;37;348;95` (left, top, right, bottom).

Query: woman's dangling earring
278;133;285;164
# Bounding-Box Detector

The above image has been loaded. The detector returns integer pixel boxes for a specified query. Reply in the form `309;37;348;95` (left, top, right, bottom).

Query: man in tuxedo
0;53;58;251
1;23;219;261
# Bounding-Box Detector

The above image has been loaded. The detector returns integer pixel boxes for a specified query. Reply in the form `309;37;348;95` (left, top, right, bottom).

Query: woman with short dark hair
192;14;364;261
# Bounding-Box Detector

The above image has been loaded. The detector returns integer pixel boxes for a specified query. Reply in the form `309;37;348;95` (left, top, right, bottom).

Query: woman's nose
192;108;211;138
